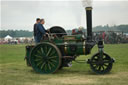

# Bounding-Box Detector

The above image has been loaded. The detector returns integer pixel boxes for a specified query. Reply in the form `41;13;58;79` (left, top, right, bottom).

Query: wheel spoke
35;58;42;62
48;56;57;59
37;50;42;55
103;63;108;67
40;62;46;69
44;64;47;71
50;59;57;63
96;66;99;70
41;47;45;54
103;60;111;63
91;61;98;64
48;61;55;67
49;50;56;57
37;61;43;66
101;66;105;71
98;66;102;71
44;46;48;54
46;48;52;57
34;54;42;59
47;62;51;70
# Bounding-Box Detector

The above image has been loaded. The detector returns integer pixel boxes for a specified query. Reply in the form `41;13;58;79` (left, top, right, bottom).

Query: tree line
0;30;33;38
0;24;128;38
93;24;128;32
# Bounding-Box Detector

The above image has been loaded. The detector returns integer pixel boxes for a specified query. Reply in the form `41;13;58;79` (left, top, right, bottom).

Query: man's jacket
36;23;46;43
33;23;37;36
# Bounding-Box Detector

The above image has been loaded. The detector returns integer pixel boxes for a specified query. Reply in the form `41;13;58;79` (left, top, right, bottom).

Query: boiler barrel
58;42;86;56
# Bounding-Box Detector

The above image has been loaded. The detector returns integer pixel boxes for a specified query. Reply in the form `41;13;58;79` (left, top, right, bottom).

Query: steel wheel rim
30;43;61;74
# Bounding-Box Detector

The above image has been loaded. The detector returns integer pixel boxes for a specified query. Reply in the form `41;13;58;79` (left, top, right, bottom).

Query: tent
4;35;13;40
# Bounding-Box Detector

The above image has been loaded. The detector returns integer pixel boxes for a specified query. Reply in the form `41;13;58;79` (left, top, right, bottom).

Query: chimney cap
86;7;92;10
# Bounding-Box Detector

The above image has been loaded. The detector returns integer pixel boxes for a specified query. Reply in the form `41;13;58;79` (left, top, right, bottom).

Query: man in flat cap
33;18;40;43
35;19;46;43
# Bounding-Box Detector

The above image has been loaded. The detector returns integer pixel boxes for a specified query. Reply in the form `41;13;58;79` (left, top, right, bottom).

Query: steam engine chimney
86;7;92;40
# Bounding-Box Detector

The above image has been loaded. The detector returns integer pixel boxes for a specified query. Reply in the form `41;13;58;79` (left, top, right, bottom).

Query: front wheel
89;53;114;74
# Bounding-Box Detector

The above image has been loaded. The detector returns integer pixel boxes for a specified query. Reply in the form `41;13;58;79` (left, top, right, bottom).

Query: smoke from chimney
82;0;92;7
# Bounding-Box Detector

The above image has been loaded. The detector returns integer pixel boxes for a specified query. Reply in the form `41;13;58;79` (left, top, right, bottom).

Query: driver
35;19;46;43
77;26;83;35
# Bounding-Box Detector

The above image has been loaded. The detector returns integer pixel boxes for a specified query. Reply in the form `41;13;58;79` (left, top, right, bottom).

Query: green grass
0;44;128;85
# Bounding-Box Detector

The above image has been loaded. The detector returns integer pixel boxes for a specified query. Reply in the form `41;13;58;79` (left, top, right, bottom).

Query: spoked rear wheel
30;42;61;74
90;53;114;74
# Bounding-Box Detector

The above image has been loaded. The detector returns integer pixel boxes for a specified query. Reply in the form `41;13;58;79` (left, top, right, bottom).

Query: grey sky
1;0;128;31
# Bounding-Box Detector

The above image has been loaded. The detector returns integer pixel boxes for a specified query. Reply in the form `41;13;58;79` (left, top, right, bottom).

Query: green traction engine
25;7;115;74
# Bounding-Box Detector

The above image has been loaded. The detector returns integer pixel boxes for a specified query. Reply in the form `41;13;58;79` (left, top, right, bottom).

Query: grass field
0;44;128;85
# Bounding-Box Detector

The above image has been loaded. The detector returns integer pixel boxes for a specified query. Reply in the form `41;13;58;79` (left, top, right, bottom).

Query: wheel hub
97;60;104;65
43;56;48;61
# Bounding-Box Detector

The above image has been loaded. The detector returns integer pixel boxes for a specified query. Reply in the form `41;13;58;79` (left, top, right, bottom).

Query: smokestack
86;7;92;40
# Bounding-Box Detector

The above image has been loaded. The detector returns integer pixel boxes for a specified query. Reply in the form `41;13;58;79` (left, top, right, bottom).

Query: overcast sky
1;0;128;31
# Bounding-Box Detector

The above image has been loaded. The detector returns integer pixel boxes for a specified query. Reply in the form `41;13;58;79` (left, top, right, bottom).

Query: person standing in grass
33;18;40;43
35;19;46;43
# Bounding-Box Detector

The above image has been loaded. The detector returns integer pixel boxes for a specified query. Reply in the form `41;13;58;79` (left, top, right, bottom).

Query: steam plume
82;0;92;7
